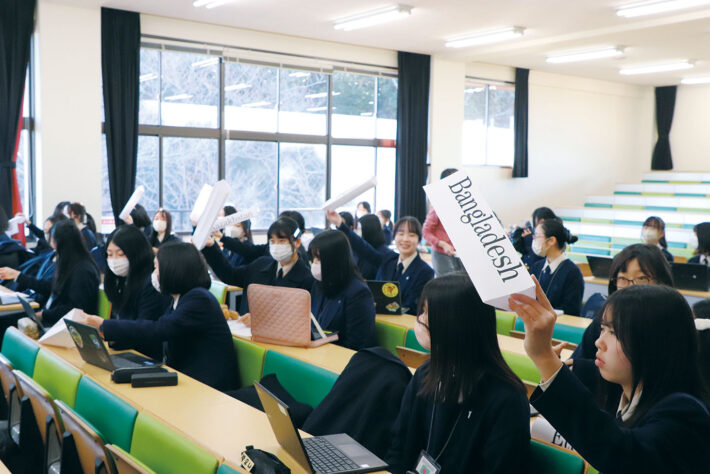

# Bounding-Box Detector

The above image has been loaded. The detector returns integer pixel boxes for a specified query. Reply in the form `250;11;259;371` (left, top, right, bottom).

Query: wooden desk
584;276;710;305
225;285;243;311
555;314;592;329
0;286;39;314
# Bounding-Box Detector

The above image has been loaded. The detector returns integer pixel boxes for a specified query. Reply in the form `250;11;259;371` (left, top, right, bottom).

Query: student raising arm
510;280;710;474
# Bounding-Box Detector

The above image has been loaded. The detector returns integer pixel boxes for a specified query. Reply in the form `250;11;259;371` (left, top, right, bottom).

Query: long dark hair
601;285;710;426
153;209;173;237
694;222;710;256
419;273;525;403
52;220;97;291
532;207;556;226
239;219;254;244
359;214;386;249
608;244;673;294
130;204;151;229
157;242;211;295
309;230;362;297
643;216;668;249
53;201;70;219
539;217;578;251
104;226;155;313
68;202;86;224
0;207;7;234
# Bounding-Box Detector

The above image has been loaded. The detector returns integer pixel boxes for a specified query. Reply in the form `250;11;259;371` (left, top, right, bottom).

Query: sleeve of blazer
134;281;171;321
336;222;386;268
43;264;99;326
27;223;51;254
385;373;419;474
342;284;376;350
16;270;53;296
201;243;250;287
531;365;708;474
557;264;584;316
477;389;531;474
221;236;264;260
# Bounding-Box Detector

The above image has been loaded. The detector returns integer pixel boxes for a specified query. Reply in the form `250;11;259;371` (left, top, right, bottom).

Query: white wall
427;60;655;227
669;84;710;171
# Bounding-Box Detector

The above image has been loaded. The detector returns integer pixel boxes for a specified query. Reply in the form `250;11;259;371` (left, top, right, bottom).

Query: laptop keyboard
303;437;361;473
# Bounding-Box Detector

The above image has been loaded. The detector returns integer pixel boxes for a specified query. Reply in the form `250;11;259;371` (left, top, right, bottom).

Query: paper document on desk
0;292;20;305
38;309;81;347
228;320;252;338
423;171;534;311
321;176;377;211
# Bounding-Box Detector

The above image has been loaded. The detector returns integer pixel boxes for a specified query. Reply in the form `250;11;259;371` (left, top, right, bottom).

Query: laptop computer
672;263;710;292
64;319;161;372
586;256;614;279
367;280;406;315
254;382;387;474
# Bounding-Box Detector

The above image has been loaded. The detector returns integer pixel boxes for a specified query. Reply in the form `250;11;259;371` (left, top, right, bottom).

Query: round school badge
382;282;399;298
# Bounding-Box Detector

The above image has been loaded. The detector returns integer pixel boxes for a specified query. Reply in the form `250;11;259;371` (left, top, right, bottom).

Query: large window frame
18;43;36;221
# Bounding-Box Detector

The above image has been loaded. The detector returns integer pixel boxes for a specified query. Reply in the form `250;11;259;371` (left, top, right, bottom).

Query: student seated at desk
149;208;179;250
572;244;673;361
688;222;710;266
202;216;314;314
79;242;239;392
510;282;710;474
16;212;65;256
377;209;393;245
387;274;530;474
309;230;376;350
641;216;674;262
352;214;388;280
0;207;31;270
511;206;557;270
67;202;99;251
328;212;434;315
529;218;584;316
219;205;255;267
104;225;172;359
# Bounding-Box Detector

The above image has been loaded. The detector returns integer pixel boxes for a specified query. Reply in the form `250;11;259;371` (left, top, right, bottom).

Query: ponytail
540;218;577;250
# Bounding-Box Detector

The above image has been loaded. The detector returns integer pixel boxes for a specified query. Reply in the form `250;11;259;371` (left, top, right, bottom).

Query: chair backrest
107;444;154;474
0;353;16;402
502;351;541;384
262;350;338;408
1;327;40;377
55;399;113;474
14;370;64;446
514;318;584;346
209;280;228;305
374;322;407;356
395;346;429;369
129;413;218;474
495;311;517;336
98;289;112;319
232;337;266;388
530;439;587;474
217;463;241;474
404;329;429;353
33;350;82;408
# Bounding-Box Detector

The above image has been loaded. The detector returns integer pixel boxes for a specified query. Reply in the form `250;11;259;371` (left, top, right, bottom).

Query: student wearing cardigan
328;212;434;315
510;281;710;474
309;230;376;350
529;217;584;316
78;242;239;392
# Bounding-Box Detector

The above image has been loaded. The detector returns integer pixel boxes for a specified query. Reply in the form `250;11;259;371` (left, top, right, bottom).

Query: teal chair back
529;440;587;474
262;350;338;408
514;318;584;345
75;377;138;452
1;327;40;377
232;337;266;388
404;329;429;353
495;311;517;336
375;322;407;356
32;349;82;407
217;464;241;474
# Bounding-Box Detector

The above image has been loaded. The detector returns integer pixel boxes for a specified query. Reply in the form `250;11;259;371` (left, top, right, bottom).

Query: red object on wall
10;98;25;245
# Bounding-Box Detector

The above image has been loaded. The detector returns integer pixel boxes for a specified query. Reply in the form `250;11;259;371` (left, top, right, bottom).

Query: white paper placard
192;180;231;251
211;208;258;232
190;184;213;223
531;416;574;452
6;216;24;236
321;176;377;212
118;185;145;221
38;309;80;348
423;171;534;310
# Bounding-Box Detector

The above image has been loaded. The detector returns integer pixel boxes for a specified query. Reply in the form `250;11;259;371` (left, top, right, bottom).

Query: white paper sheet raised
423;171;534;310
530;417;574;452
6;216;24;236
190;184;213;223
211;209;258;232
192;180;231;251
38;309;80;348
321;176;377;212
118;185;145;221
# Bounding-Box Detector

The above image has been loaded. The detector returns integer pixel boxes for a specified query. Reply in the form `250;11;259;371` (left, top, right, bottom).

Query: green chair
514;318;584;346
74;377;138;452
375;321;407;356
262;350;338;408
1;327;40;377
232;337;266;388
209;280;228;305
217;464;241;474
502;351;540;384
529;439;587;474
495;311;517;336
32;350;82;408
404;329;429;353
98;289;111;319
129;412;218;474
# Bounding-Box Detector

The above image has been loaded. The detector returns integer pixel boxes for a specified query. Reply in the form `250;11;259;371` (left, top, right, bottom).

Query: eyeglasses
613;276;654;287
416;313;429;331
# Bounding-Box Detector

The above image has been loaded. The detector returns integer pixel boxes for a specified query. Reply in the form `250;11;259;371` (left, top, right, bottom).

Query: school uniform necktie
539;266;552;289
394;262;404;280
277;268;284;281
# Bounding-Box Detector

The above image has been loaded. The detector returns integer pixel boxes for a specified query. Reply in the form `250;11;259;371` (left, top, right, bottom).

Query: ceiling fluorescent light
620;60;694;75
304;92;341;99
164;94;193;101
546;46;624;64
289;72;310;78
445;27;525;48
205;0;237;8
617;0;710;18
681;76;710;84
333;4;413;31
225;83;251;91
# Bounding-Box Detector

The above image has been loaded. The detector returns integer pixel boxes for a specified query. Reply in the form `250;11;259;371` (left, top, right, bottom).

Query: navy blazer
149;231;179;249
101;287;239;392
13;252;55;306
355;243;390;281
80;227;98;251
202;244;314;314
32;259;100;326
661;247;674;262
311;278;377;350
531;365;710;474
531;258;584;316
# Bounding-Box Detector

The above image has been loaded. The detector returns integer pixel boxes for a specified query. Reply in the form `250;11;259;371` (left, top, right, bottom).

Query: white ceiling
48;0;710;86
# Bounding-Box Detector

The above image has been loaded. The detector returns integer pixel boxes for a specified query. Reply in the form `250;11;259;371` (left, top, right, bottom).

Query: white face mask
153;220;167;233
107;257;130;277
642;228;660;244
311;262;322;281
151;271;161;293
532;237;546;257
356;210;366;219
689;232;699;250
270;243;293;263
232;227;244;239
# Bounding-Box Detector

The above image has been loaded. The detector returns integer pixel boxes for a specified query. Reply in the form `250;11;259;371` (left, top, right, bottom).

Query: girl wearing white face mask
688;222;710;266
220;218;255;267
149;209;179;251
201;216;314;315
641;216;674;262
308;230;376;350
530;218;585;316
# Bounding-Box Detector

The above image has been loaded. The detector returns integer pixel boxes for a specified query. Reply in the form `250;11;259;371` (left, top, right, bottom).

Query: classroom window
161;51;220;129
462;80;515;167
278;143;327;229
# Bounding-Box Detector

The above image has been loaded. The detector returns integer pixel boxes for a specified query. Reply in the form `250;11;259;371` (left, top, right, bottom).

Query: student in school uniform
0;207;30;269
103;225;172;359
377;209;393;245
352;214;388;280
217;205;255;266
354;201;371;229
510;281;710;474
387;274;530;473
328;212;434;314
78;242;239;392
511;206;557;270
688;222;710;265
529;217;584;316
15;212;64;256
66;202;99;251
641;216;674;262
201;216;314;314
149;208;179;250
309;230;376;350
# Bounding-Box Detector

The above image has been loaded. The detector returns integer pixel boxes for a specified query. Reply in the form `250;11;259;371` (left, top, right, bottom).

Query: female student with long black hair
67;202;99;250
688;222;710;265
218;206;255;267
352;214;388;280
309;230;376;350
149;209;179;250
387;273;530;473
202;216;314;314
103;225;172;358
78;242;239;392
328;212;434;314
641;216;674;262
510;281;710;473
529;217;584;315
